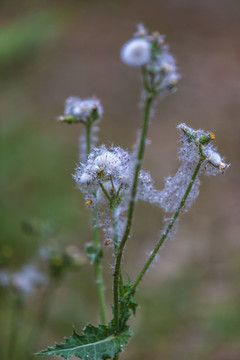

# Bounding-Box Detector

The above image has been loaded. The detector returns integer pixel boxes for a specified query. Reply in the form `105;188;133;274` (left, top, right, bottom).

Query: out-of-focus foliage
0;9;66;68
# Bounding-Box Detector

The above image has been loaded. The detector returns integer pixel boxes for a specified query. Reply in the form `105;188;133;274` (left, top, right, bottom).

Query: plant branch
93;209;107;325
99;182;112;204
112;206;119;257
86;122;107;325
113;92;154;334
131;158;204;291
86;121;91;155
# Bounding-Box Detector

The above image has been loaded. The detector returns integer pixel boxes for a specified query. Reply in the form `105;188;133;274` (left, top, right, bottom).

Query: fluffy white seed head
158;123;229;214
122;25;180;102
74;144;162;208
206;150;221;166
65;96;103;122
204;149;229;171
73;145;133;199
80;172;92;184
94;152;122;174
121;38;151;67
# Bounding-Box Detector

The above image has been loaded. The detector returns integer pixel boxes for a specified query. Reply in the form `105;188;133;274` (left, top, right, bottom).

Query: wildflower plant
38;25;229;360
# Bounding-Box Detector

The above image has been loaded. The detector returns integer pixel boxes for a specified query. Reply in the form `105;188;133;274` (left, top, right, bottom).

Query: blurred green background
1;0;240;359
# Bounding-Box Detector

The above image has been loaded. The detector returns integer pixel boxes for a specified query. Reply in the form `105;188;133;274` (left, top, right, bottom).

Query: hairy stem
112;206;123;299
112;206;119;257
99;182;112;203
86;122;107;325
113;95;153;334
131;158;204;291
86;121;91;155
93;210;107;325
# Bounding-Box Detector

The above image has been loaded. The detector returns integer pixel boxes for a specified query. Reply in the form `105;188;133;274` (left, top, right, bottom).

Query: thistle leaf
37;324;130;360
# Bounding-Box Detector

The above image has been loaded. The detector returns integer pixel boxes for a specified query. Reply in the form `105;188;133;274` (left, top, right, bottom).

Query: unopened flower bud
199;132;215;145
209;132;215;140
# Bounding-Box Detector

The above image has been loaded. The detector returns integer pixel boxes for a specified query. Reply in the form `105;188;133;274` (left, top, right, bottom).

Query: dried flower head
121;38;151;67
73;145;133;204
58;96;103;124
74;145;159;207
121;24;180;95
158;123;229;214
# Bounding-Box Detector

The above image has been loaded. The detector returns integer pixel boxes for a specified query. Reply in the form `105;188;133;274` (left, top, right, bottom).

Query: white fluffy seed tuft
121;38;151;67
65;96;103;122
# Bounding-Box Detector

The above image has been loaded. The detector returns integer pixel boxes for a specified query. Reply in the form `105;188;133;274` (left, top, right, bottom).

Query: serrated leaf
37;324;130;360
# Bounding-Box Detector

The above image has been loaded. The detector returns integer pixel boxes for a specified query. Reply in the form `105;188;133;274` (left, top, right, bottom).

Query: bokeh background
1;0;240;359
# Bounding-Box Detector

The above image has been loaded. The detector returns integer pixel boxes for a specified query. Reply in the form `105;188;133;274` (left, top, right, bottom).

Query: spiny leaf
118;282;138;331
37;324;130;360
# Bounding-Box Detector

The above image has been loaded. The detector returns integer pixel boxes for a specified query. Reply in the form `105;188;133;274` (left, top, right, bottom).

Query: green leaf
118;282;138;331
85;243;103;265
37;324;130;360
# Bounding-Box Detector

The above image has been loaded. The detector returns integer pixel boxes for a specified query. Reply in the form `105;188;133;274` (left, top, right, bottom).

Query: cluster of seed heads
121;24;180;95
158;124;229;214
58;24;229;248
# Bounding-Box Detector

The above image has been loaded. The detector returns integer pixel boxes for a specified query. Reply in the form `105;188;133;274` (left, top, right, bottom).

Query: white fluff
121;39;151;67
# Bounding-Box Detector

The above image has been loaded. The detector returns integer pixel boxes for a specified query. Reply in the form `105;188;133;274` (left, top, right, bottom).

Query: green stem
93;210;107;325
86;121;91;155
85;122;107;325
131;158;204;291
112;206;119;257
113;95;153;334
112;206;123;297
99;182;112;204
